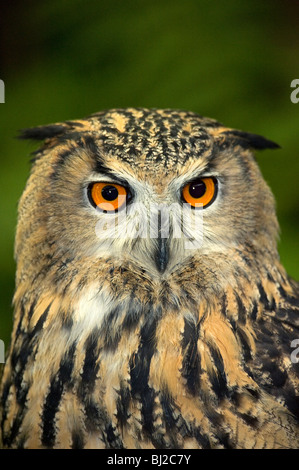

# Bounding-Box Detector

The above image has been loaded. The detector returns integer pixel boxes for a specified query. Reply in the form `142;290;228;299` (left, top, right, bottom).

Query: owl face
4;108;298;451
17;108;279;286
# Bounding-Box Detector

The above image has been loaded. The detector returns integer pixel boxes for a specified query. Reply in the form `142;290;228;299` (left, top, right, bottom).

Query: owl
0;108;298;449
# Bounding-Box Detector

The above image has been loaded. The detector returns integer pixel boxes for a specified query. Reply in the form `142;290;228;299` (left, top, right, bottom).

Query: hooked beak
154;210;169;273
154;237;169;273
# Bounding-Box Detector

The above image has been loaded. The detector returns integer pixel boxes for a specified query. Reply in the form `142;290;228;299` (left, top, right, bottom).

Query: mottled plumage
0;108;298;449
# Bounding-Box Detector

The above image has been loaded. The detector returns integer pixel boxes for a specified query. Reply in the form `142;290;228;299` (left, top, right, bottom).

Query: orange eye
182;177;217;208
89;182;128;212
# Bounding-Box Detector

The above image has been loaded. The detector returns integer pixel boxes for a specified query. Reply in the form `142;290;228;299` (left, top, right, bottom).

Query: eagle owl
0;108;298;449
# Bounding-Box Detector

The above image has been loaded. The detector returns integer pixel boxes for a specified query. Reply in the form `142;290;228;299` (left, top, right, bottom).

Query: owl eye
88;182;128;212
182;177;217;208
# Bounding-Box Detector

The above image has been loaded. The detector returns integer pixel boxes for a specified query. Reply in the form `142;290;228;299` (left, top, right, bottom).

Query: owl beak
154;236;169;273
154;210;169;273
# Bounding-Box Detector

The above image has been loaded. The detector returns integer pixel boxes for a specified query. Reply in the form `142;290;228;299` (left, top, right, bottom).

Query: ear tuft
222;130;280;150
18;124;67;141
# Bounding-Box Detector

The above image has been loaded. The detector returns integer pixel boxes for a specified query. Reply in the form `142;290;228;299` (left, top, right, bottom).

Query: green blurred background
0;0;298;348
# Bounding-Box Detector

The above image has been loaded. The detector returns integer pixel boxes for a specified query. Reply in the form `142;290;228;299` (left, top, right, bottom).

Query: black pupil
189;180;206;198
102;185;119;201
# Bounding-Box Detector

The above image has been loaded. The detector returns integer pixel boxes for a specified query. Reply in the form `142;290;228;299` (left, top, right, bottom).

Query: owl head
16;108;280;295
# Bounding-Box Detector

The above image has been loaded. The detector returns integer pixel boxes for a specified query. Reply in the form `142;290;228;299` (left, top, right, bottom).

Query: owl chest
64;289;199;446
70;286;189;396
